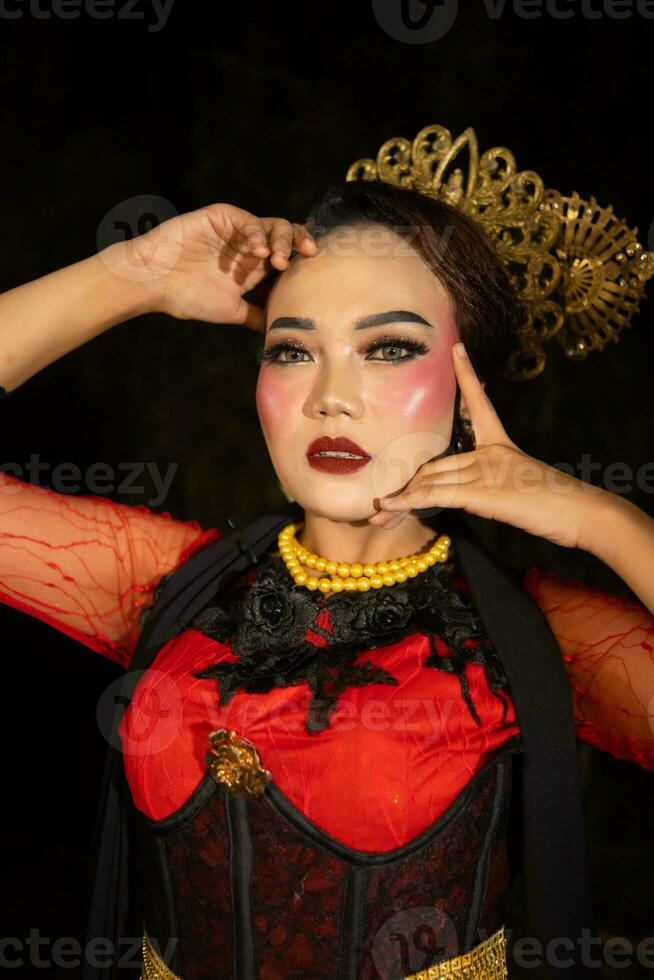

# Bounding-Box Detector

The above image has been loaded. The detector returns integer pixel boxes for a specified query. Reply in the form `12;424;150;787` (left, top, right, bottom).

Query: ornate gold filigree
404;924;508;979
205;728;272;797
346;125;653;380
140;924;182;980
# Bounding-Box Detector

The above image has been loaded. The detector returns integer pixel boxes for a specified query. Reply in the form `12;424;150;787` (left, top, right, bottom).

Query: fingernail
454;342;468;358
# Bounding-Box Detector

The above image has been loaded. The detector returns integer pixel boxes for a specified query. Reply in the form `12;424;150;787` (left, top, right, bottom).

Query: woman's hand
369;342;608;552
101;202;318;330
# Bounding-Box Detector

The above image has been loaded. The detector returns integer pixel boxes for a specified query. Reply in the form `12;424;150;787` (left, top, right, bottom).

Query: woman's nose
303;366;364;420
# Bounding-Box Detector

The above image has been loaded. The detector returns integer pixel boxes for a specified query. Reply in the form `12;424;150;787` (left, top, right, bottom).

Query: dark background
0;2;653;976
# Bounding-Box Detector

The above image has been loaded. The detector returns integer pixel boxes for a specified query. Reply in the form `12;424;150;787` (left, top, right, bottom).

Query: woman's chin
291;490;379;524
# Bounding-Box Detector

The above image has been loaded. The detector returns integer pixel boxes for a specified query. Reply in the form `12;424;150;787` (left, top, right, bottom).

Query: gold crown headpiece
345;124;654;381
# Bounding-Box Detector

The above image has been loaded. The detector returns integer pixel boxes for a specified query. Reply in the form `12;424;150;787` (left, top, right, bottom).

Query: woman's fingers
380;468;479;510
150;203;321;324
451;344;511;446
203;204;317;264
260;218;318;268
373;454;476;510
293;222;319;254
221;208;318;267
242;224;270;256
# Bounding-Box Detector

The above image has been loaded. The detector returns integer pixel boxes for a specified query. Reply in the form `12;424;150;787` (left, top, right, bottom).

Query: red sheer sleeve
0;472;223;669
523;567;654;771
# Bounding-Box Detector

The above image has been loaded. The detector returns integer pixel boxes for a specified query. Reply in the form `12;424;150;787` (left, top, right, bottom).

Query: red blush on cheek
377;356;456;424
255;372;298;434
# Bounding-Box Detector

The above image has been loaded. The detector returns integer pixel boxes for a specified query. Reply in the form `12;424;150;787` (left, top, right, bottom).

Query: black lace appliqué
190;548;512;735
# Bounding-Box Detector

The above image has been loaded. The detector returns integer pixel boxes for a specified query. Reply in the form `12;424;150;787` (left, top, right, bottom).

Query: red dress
0;474;654;836
1;472;652;976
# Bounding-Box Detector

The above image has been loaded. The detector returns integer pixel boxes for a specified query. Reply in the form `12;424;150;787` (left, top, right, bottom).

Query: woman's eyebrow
267;310;433;332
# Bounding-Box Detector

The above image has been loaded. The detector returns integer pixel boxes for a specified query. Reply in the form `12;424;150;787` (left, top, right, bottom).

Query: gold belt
403;926;508;979
140;925;180;980
140;922;508;979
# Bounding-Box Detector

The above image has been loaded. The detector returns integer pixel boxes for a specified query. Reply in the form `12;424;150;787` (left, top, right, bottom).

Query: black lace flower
191;548;513;735
231;569;316;657
328;588;414;645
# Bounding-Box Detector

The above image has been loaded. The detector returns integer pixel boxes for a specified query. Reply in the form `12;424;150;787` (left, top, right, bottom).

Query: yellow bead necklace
277;522;452;594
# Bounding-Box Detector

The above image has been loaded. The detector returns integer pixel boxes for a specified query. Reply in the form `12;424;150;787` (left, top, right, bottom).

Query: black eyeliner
364;334;430;362
256;334;430;365
256;340;310;364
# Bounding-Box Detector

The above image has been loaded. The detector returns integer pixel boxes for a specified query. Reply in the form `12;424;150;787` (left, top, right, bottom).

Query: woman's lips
306;436;371;475
308;455;371;474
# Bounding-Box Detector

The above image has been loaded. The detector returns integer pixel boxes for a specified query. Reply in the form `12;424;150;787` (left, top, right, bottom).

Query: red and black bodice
120;546;523;979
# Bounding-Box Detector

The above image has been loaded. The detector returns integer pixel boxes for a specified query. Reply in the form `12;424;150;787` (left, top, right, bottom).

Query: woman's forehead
265;249;453;331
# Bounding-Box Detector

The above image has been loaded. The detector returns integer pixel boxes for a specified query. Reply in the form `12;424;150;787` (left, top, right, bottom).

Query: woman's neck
297;511;439;565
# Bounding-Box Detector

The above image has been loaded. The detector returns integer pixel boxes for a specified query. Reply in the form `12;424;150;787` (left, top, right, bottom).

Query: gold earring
452;413;476;453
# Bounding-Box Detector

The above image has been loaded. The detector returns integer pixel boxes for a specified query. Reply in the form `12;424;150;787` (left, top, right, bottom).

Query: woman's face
255;224;461;522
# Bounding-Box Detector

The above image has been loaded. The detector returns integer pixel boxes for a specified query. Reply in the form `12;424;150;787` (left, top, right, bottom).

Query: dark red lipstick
306;436;371;475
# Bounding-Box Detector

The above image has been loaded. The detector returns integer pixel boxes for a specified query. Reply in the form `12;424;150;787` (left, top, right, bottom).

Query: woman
0;178;653;980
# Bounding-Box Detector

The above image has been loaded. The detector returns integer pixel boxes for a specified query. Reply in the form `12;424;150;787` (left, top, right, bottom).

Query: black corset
127;735;521;980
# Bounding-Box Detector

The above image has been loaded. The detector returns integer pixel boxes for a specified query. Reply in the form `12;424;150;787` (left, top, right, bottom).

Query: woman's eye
366;342;426;362
261;345;312;364
279;348;311;363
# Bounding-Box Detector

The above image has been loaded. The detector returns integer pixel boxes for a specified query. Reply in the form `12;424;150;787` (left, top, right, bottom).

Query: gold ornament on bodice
205;728;271;798
346;124;653;380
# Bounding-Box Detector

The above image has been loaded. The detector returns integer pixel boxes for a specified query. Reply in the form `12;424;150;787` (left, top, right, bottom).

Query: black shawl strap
80;505;300;980
441;510;598;978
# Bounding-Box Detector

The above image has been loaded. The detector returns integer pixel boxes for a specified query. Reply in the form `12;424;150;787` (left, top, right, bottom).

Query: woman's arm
0;204;318;661
523;565;654;771
577;492;654;614
0;471;223;667
0;242;155;393
541;491;654;770
0;202;318;393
